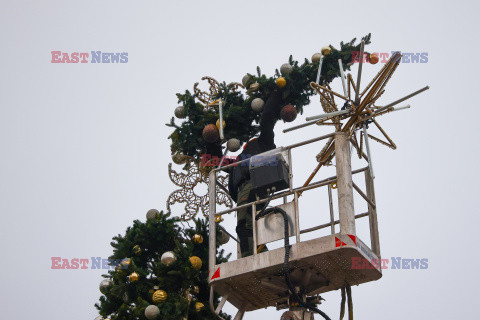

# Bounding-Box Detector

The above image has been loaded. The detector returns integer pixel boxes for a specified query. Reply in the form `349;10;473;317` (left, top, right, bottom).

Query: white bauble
251;98;265;113
226;138;241;152
280;63;293;75
146;209;160;220
99;279;113;293
242;74;252;87
174;106;186;119
312;53;322;63
145;305;160;320
160;251;176;266
218;229;230;245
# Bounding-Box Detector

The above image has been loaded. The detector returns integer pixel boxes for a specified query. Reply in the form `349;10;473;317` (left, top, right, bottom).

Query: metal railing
208;133;380;274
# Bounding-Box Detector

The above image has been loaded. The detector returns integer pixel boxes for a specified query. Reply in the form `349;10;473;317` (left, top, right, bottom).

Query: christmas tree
95;210;231;320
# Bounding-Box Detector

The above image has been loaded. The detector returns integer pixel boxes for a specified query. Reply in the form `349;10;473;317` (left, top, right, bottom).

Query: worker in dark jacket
207;90;284;257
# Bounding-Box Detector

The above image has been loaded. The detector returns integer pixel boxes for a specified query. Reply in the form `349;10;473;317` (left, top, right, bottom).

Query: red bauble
280;105;297;122
369;53;379;64
202;124;219;143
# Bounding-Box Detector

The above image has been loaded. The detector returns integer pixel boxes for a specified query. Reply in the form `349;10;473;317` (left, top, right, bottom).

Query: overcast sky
1;0;479;319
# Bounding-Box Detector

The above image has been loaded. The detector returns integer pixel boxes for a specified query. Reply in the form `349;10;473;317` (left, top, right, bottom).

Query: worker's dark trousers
235;181;268;257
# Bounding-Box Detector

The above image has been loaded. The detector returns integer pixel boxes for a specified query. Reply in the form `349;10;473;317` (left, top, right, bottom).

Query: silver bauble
280;63;293;75
251;98;265;113
160;251;176;266
226;138;241;152
174;106;186;119
145;305;160;320
171;152;186;165
146;209;160;220
312;53;322;63
218;229;230;245
99;279;113;293
242;74;252;87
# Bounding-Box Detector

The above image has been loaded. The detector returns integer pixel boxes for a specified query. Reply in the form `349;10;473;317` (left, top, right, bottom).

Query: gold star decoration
284;47;429;189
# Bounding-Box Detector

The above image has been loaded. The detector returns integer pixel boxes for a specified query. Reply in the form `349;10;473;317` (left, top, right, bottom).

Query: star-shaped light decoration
284;42;429;188
167;157;232;221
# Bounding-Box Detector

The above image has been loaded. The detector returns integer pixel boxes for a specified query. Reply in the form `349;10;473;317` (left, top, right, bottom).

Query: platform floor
209;234;382;312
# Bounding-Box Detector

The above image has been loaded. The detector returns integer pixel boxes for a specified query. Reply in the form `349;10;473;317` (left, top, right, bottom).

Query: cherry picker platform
207;132;382;319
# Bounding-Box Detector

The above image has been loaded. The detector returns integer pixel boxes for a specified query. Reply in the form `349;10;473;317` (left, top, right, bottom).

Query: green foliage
95;211;231;320
167;34;371;161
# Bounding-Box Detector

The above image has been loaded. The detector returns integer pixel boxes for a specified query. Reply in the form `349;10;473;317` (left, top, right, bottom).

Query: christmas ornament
369;53;379;64
312;53;322;63
152;289;168;303
145;305;160;320
276;77;287;88
321;46;332;55
202;124;219;143
128;272;139;282
94;317;104;320
217;228;230;245
161;251;176;266
119;258;131;270
226;138;241;152
249;82;260;92
251;97;265;112
281;105;298;122
99;279;113;293
132;244;141;255
280;63;293;75
215;119;226;131
189;256;202;270
242;74;252;87
208;99;224;107
195;302;205;312
172;152;187;165
146;209;160;220
192;234;204;244
174;106;186;119
123;292;129;303
167;158;232;221
192;286;200;294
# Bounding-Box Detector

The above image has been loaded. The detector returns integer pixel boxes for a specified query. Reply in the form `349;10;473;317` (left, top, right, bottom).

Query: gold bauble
193;286;200;294
189;256;203;270
195;302;205;312
128;272;139;282
133;245;141;255
276;77;286;88
321;46;331;55
119;258;131;271
215;119;226;131
249;82;260;91
152;290;168;303
193;234;204;244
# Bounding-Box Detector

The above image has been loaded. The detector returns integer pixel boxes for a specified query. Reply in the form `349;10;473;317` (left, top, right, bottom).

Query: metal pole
334;132;356;235
328;185;335;234
365;169;381;257
363;123;375;179
355;40;365;104
294;191;300;243
252;203;257;256
208;170;217;276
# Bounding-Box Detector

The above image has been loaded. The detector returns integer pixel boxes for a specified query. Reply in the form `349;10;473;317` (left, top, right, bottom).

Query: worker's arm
258;90;283;149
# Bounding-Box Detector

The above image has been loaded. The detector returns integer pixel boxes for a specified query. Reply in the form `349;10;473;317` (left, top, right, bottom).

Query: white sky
1;0;479;319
